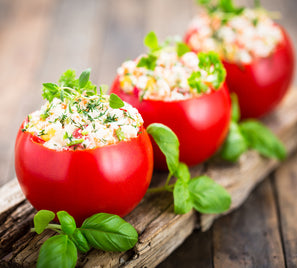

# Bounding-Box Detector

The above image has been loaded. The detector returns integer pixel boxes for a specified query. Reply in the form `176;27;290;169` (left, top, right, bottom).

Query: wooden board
1;88;297;267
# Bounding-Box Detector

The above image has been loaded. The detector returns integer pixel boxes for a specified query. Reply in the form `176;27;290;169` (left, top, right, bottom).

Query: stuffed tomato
15;70;153;224
185;7;295;119
111;39;231;169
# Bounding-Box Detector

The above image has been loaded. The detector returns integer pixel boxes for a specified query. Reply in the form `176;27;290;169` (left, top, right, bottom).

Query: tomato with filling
15;124;153;224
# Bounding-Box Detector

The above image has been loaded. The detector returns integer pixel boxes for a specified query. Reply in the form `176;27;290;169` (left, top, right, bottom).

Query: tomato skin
15;125;153;224
223;27;294;118
185;26;295;119
111;77;231;169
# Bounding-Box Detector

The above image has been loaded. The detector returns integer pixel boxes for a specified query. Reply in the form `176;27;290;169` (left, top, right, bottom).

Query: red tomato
15;124;153;224
185;26;295;119
111;77;231;169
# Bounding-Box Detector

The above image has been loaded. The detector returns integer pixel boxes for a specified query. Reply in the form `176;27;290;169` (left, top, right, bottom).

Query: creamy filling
117;50;220;101
23;95;143;150
187;8;283;64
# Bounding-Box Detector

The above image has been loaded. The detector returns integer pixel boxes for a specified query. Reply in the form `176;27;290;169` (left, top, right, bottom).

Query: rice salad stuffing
117;48;225;101
22;94;143;151
187;8;283;64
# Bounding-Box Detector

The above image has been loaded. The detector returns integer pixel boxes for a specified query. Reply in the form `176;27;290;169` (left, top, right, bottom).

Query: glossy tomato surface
185;26;295;119
111;77;231;169
15;124;153;224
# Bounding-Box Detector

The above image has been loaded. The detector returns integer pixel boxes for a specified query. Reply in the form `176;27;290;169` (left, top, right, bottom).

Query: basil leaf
70;229;90;253
34;210;55;234
58;69;77;88
220;122;248;162
173;179;192;214
239;120;286;160
42;83;60;102
144;31;159;51
147;123;180;174
109;93;125;109
37;235;77;268
78;68;91;89
57;211;76;235
137;54;157;71
219;0;244;14
230;93;240;122
176;42;190;57
174;162;191;182
188;176;231;214
80;213;138;252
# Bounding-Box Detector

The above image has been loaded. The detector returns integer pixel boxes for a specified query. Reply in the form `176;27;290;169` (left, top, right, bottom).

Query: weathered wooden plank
212;178;285;268
273;151;297;268
201;88;297;230
1;88;297;267
0;178;24;216
157;229;214;268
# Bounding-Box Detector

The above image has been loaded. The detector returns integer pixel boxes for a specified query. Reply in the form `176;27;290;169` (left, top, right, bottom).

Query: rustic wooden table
0;0;296;267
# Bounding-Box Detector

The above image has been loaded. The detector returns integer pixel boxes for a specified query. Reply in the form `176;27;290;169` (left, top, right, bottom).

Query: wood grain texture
273;152;297;268
213;179;285;268
1;88;297;267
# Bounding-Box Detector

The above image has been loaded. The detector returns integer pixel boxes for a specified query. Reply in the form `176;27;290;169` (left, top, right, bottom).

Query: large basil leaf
240;120;286;160
147;123;180;174
80;213;138;252
188;176;231;214
220;121;248;162
37;235;77;268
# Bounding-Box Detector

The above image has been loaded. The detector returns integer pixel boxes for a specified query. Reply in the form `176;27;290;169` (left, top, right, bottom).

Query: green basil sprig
42;68;99;103
197;0;245;16
137;32;192;70
220;93;286;162
147;124;231;215
32;210;138;268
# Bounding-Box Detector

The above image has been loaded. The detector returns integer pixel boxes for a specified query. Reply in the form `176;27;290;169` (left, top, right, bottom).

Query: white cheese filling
187;8;283;64
23;95;143;150
117;51;214;101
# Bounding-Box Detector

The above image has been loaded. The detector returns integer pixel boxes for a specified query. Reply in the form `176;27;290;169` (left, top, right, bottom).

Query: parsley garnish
42;69;97;103
115;128;125;141
38;129;47;136
197;0;244;15
188;51;226;93
104;114;118;124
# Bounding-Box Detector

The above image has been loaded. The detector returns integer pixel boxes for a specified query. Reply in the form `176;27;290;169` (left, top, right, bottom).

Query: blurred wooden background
0;0;296;267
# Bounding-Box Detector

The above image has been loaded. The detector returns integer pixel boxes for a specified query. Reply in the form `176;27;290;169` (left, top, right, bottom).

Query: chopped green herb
67;139;84;147
104;114;118;124
197;0;245;20
38;129;47;136
188;71;209;93
115;128;125;141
